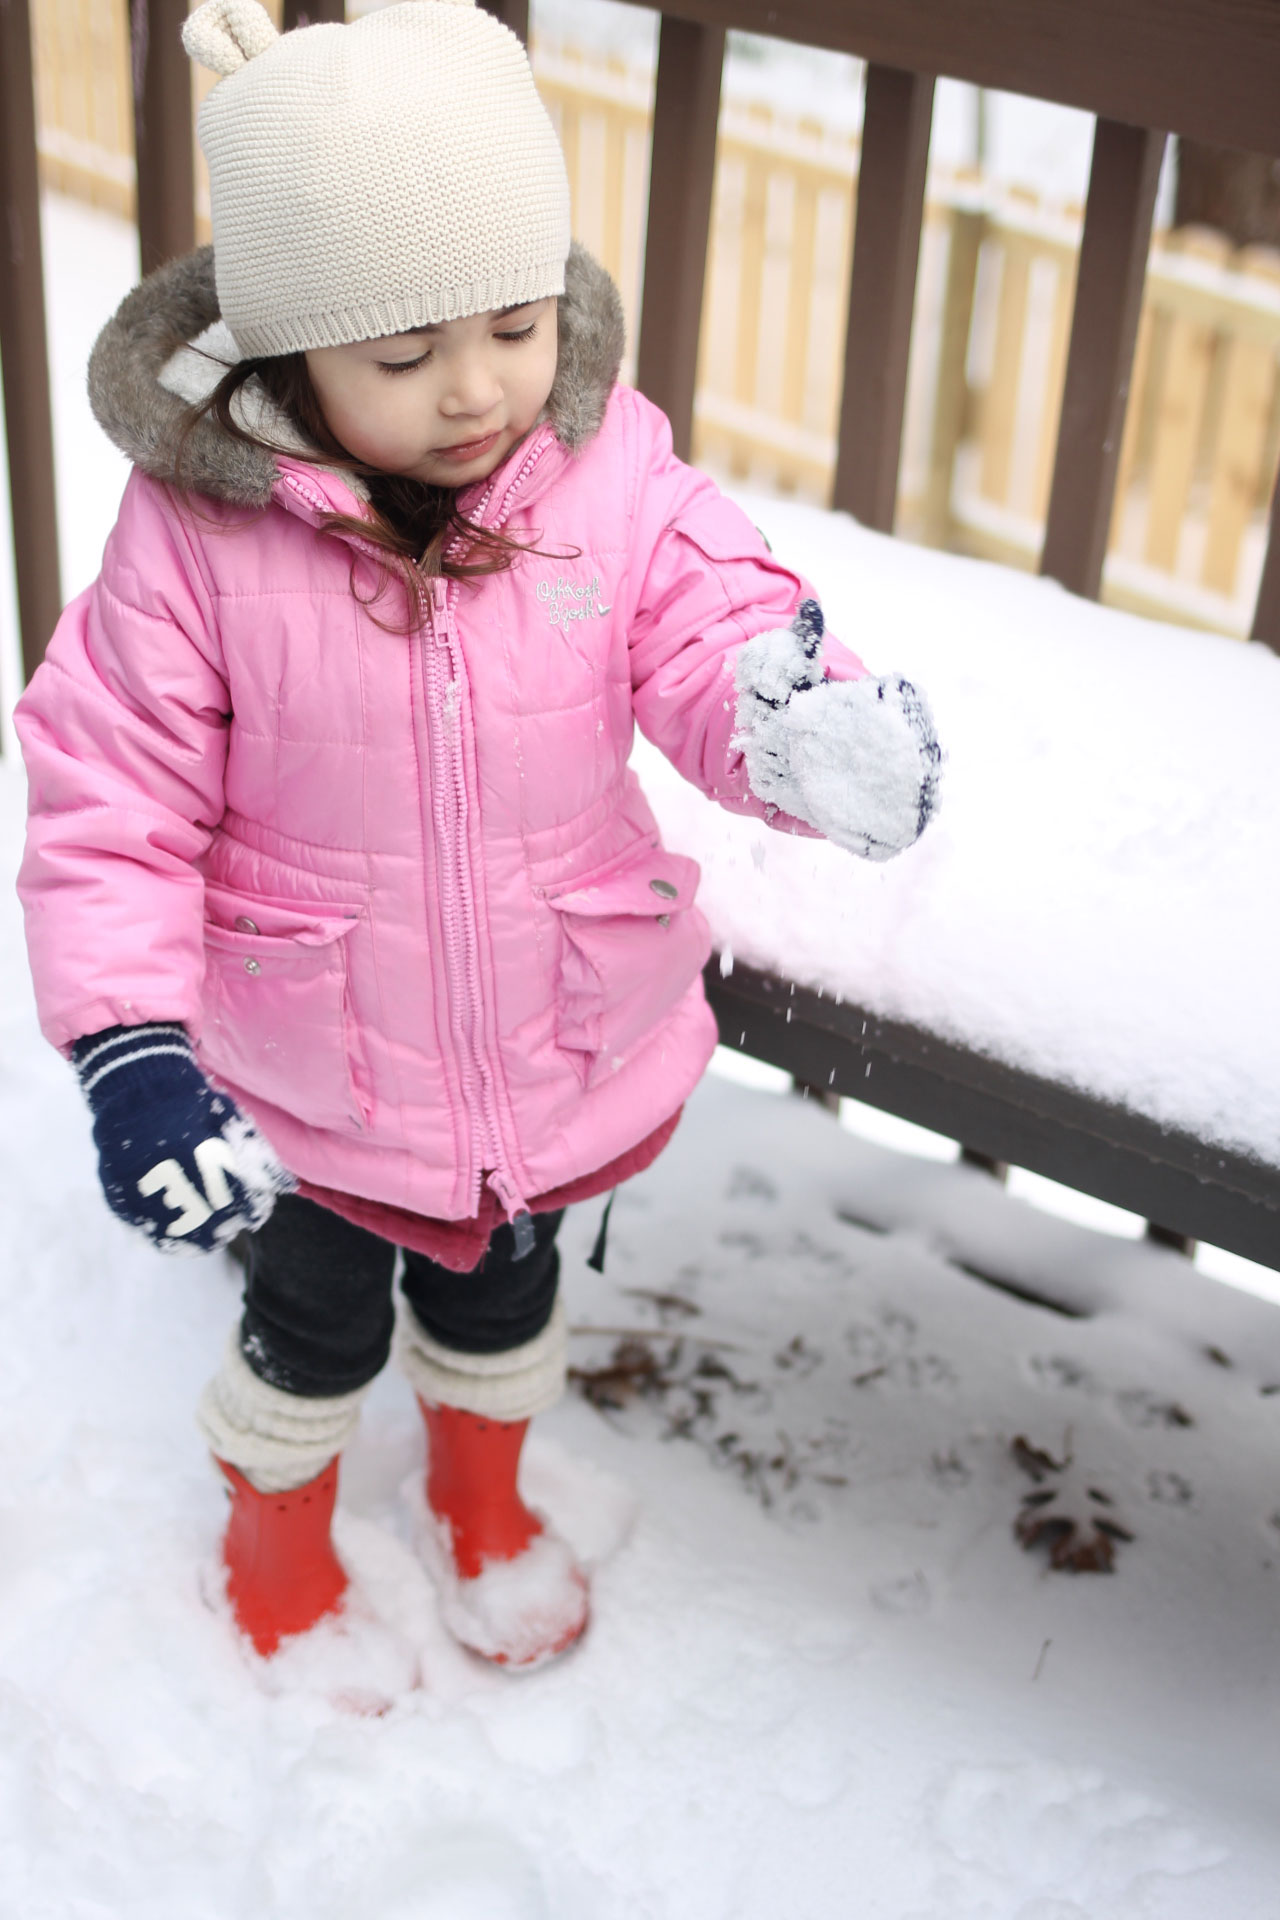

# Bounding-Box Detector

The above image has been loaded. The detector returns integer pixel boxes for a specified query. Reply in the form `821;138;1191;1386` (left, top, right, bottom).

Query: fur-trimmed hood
86;240;626;508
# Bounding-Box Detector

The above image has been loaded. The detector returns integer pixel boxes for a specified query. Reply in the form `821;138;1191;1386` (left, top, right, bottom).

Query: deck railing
13;2;1280;667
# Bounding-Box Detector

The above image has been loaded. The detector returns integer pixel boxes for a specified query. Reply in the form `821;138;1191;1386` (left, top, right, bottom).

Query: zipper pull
487;1170;534;1256
509;1211;536;1262
429;577;449;641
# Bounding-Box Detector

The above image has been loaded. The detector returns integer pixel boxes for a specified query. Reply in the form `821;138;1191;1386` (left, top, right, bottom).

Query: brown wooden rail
640;0;1280;158
1;0;62;681
4;0;1280;1266
705;961;1280;1271
628;0;1280;651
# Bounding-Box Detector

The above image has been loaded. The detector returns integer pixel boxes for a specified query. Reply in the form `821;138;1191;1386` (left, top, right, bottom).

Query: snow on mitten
73;1023;294;1253
734;599;942;861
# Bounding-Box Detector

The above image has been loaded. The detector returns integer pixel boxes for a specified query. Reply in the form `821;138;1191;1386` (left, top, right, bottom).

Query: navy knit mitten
72;1024;294;1254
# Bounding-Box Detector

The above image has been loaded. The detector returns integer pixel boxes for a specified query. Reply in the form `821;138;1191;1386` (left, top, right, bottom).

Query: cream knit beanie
182;0;571;357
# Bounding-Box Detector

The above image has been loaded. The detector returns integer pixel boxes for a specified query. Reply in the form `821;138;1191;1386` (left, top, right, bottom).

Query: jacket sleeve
15;470;231;1052
622;388;866;827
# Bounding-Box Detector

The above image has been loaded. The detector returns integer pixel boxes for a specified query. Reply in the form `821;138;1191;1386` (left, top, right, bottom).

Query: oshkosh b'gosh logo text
536;574;612;627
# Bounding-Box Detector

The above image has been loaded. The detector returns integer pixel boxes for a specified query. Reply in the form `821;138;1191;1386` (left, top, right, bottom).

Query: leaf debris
1011;1434;1134;1573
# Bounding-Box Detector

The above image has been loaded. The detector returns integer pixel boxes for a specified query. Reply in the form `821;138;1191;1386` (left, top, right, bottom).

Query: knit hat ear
183;0;279;80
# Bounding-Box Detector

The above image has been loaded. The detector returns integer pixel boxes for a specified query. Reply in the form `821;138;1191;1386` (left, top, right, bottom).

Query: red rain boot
216;1456;349;1656
418;1400;589;1667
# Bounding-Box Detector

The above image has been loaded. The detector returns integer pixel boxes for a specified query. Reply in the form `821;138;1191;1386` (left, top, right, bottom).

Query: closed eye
376;352;430;375
495;322;538;343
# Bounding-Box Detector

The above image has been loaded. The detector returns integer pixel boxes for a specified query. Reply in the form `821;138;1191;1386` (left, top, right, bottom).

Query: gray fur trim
87;239;625;505
547;242;625;452
88;247;278;506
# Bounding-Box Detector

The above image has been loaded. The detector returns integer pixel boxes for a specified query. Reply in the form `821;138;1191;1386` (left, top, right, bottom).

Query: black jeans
239;1193;564;1397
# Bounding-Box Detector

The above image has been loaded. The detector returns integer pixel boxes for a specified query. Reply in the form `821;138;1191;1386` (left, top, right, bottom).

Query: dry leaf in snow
1011;1434;1134;1573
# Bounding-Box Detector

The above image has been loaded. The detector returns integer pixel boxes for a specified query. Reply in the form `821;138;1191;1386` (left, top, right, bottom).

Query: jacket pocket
199;887;370;1133
545;845;711;1080
667;493;803;588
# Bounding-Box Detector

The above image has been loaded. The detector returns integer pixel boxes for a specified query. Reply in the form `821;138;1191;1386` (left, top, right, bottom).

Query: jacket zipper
423;571;529;1230
425;434;554;1231
283;449;551;1230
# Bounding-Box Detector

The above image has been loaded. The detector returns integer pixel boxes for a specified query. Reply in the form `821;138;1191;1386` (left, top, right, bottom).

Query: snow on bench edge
635;490;1280;1167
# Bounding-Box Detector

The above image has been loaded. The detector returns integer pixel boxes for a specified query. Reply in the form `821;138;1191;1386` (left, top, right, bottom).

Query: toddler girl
16;0;940;1670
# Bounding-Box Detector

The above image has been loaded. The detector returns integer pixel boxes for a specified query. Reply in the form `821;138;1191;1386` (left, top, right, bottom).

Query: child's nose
440;354;503;418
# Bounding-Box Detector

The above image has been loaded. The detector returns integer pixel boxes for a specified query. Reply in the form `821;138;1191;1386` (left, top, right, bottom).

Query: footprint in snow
718;1227;766;1257
846;1308;954;1392
1114;1387;1194;1429
726;1164;779;1202
929;1447;973;1491
925;1760;1226;1911
370;1826;551;1920
1147;1469;1195;1507
773;1333;823;1377
1027;1353;1099;1395
870;1570;932;1615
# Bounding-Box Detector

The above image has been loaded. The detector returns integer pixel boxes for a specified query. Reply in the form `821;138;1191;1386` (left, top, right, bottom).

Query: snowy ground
3;748;1280;1916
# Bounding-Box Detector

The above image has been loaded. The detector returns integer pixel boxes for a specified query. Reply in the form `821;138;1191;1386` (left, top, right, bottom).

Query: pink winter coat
16;245;864;1224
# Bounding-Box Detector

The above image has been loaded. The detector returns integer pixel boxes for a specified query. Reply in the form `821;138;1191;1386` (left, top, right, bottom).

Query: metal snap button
658;914;671;927
243;958;261;975
649;877;678;900
234;915;259;934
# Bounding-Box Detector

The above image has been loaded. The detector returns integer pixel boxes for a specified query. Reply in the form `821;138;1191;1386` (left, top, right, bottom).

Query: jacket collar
86;241;625;513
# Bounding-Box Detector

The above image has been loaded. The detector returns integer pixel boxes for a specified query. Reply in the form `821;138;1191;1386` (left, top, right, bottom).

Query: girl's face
305;298;558;488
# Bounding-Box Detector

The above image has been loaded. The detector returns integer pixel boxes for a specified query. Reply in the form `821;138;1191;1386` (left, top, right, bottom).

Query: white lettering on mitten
75;1022;294;1255
136;1158;215;1237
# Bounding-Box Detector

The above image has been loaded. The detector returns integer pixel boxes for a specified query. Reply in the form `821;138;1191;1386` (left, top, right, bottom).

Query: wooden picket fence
27;4;1280;637
540;49;1280;636
931;195;1280;636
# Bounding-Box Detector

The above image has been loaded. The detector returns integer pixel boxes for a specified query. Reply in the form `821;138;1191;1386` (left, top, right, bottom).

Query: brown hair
177;351;554;631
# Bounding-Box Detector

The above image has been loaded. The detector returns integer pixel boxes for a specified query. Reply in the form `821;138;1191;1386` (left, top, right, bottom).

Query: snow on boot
216;1455;349;1656
417;1399;589;1668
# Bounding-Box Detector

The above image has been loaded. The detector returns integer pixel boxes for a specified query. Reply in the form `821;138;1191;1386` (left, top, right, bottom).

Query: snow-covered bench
609;3;1280;1275
639;493;1280;1271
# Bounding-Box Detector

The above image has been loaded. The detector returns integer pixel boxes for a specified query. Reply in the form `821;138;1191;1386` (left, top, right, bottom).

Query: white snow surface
638;487;1280;1165
3;754;1280;1913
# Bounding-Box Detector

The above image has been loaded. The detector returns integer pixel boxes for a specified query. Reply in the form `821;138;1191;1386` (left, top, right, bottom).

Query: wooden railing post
634;15;726;463
478;0;527;42
0;0;63;686
832;64;934;531
1251;482;1280;652
131;0;196;275
1040;119;1165;599
282;0;347;27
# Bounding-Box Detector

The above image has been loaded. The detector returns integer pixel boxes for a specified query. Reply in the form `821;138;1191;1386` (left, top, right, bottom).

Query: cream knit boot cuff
197;1331;370;1493
397;1295;567;1421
